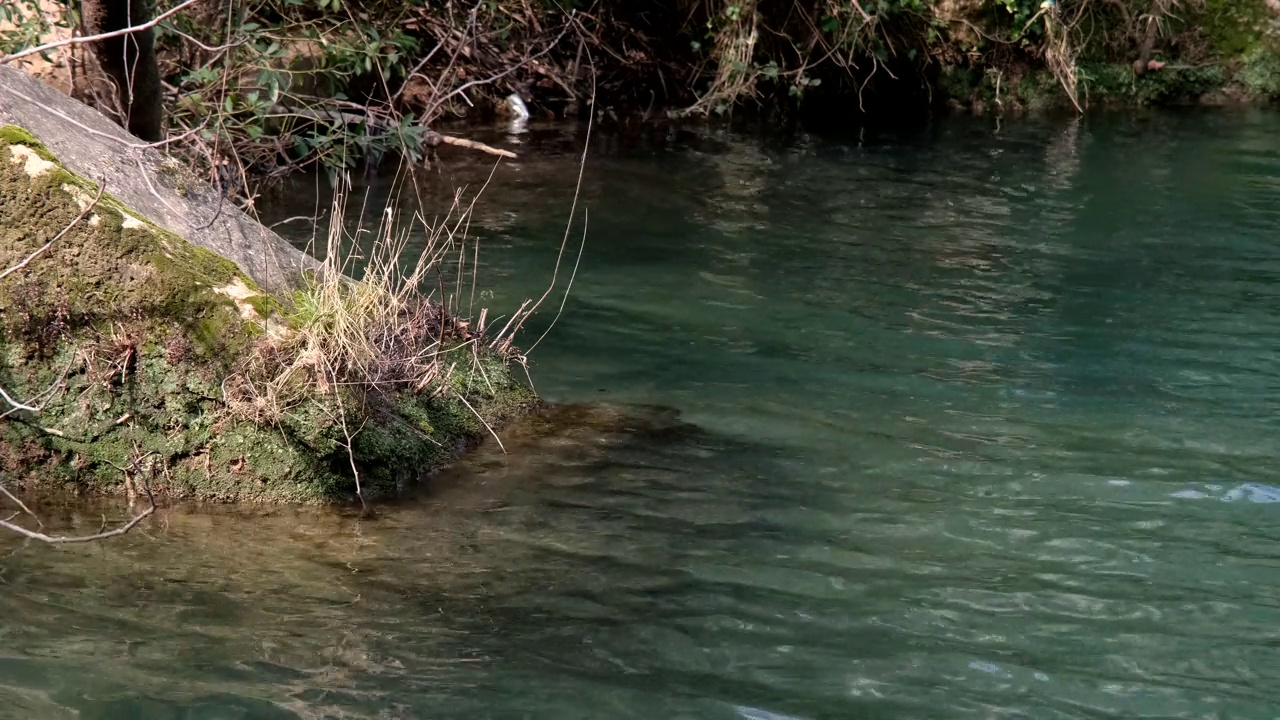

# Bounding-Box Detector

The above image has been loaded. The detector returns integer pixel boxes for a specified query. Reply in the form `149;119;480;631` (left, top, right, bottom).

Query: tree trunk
80;0;162;141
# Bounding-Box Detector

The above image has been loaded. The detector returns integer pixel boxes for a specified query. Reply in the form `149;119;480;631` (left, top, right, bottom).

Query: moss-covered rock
0;125;537;504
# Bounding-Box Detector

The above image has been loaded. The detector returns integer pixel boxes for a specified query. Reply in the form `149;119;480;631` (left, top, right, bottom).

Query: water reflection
2;402;802;718
6;111;1280;718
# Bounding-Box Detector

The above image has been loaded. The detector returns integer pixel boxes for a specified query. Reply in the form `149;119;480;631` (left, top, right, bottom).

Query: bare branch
0;478;156;544
433;134;517;159
501;53;595;350
0;484;42;528
0;386;37;414
424;19;574;121
0;0;202;66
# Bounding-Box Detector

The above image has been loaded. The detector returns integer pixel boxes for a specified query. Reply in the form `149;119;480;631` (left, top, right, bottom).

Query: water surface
4;110;1280;719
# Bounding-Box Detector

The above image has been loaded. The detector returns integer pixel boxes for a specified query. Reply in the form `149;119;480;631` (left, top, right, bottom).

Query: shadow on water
0;400;811;719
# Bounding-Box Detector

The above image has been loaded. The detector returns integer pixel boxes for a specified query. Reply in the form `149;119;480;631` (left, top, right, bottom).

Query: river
3;110;1280;719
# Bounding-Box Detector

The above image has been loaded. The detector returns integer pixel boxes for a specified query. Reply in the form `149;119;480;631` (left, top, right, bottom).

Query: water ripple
6;113;1280;718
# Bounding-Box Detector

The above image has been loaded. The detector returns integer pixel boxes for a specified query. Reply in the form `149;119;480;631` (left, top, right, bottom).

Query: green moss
936;65;1107;113
936;65;981;104
188;307;254;358
0;125;57;162
0;127;317;502
244;293;285;319
189;245;249;284
1;123;539;505
1145;66;1226;104
1011;70;1063;111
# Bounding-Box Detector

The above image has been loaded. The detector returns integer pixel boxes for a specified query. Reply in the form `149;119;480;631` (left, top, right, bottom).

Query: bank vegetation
2;0;1277;197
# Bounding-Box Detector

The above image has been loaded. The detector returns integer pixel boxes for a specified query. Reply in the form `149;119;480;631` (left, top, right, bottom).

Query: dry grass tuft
223;169;519;430
219;166;542;502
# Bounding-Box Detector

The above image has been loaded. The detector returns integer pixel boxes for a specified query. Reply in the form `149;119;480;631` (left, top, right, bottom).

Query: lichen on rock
0;125;537;504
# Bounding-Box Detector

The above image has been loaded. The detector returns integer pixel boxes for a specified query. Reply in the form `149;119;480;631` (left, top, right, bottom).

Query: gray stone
0;64;317;291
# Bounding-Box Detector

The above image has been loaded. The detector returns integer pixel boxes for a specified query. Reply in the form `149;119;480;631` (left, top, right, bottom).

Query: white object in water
504;93;529;136
505;93;530;120
1170;482;1280;503
735;706;809;720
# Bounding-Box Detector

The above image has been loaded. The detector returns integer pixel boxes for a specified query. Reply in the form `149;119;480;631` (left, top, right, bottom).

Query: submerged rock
0;75;537;504
418;400;704;504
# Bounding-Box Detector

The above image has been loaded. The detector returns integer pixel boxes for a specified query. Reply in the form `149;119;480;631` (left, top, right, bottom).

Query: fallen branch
0;477;156;544
429;132;518;159
252;106;517;160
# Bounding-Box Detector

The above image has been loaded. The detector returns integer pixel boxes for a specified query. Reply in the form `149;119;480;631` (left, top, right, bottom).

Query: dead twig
525;56;595;355
0;386;37;414
0;477;156;544
0;0;202;66
0;484;41;528
500;53;595;351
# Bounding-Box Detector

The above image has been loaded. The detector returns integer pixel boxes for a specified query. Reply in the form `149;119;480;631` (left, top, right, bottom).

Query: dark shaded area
82;0;163;142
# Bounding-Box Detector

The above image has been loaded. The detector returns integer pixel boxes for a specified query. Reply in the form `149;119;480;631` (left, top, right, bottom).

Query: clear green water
5;110;1280;719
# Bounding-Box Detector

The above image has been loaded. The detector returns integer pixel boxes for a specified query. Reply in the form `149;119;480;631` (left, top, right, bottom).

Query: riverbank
3;0;1276;198
0;68;539;506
